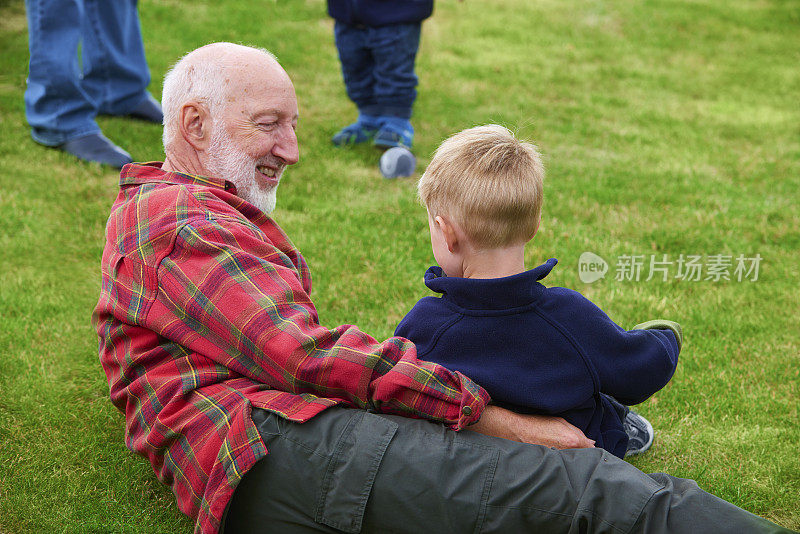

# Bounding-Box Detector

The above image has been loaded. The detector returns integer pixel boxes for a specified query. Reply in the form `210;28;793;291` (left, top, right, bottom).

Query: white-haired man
93;43;791;534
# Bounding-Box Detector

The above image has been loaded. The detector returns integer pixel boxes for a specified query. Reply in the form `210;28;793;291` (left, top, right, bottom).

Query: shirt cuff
450;374;491;431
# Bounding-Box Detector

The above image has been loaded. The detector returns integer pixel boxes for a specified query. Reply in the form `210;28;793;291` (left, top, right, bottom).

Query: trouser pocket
315;410;398;533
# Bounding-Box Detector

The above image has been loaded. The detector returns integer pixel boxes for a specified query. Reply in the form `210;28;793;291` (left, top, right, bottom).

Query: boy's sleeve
633;319;683;351
550;288;681;406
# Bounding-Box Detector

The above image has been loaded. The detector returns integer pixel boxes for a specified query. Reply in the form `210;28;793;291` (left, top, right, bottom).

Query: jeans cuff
100;91;151;117
358;105;413;120
30;124;101;146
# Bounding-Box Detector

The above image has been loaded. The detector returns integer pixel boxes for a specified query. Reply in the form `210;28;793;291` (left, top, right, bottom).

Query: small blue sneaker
623;410;654;457
373;119;414;149
332;117;380;146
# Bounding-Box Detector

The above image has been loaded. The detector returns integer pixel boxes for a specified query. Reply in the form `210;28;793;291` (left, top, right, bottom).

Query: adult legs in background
24;0;158;166
25;0;100;146
80;0;152;117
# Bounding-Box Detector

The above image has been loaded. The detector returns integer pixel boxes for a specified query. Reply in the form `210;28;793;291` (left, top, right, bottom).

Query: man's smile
257;165;276;178
256;164;281;187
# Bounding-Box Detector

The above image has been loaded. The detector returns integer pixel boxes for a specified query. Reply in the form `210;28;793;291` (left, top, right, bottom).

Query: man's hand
467;405;595;449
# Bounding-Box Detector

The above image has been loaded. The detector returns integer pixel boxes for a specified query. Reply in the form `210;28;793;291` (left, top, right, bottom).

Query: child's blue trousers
333;21;421;120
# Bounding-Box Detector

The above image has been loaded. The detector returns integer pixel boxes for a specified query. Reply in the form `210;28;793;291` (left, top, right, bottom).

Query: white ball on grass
379;147;416;179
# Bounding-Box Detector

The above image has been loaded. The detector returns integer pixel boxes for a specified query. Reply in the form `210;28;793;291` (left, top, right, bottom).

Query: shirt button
462;406;472;416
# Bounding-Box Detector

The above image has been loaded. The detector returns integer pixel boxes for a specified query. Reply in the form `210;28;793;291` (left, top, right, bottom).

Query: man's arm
144;215;488;429
468;405;596;449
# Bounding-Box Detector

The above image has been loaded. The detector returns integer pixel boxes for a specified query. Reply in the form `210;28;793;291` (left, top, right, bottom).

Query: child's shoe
373;117;414;149
623;410;654;457
332;115;381;146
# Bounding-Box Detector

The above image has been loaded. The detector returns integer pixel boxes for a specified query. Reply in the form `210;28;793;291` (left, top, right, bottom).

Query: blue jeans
24;0;151;145
333;21;421;120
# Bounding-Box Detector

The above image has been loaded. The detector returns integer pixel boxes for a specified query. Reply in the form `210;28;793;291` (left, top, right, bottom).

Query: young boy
395;125;683;458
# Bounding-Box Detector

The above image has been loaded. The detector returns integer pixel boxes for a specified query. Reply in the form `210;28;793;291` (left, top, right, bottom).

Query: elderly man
93;43;789;534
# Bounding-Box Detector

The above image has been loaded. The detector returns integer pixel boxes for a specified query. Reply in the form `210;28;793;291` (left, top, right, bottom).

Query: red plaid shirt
93;163;489;534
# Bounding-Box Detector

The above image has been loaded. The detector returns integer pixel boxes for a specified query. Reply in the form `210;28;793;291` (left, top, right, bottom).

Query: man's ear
434;215;460;253
178;102;212;151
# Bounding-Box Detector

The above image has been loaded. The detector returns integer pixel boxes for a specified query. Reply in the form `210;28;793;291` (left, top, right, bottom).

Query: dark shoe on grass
59;133;133;168
624;410;654;457
128;93;163;123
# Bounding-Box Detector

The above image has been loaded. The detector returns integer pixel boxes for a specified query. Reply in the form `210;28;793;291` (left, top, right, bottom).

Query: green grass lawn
1;0;798;532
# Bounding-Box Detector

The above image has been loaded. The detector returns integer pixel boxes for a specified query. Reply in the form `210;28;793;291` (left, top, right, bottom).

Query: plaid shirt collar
119;161;237;194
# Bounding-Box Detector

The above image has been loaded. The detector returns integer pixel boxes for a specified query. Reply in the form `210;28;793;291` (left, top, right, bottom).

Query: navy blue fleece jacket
327;0;433;27
395;258;681;458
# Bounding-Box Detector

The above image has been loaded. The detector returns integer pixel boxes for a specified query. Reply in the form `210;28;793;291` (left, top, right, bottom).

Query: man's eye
258;123;276;130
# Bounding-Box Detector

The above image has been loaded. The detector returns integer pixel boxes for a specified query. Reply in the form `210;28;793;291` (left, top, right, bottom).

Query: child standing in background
327;0;433;149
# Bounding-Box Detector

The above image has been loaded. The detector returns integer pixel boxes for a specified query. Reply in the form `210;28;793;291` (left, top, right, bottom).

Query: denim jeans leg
334;21;377;114
366;23;420;119
24;0;100;146
82;0;151;116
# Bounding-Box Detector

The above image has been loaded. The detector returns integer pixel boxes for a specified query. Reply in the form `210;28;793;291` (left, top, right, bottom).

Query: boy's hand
467;405;595;449
633;319;683;351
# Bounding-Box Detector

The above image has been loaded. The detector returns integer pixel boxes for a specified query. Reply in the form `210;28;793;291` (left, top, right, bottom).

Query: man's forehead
239;82;298;116
226;60;286;91
224;64;298;116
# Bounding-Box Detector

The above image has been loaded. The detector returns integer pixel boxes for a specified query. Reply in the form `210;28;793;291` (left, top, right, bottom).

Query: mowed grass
0;0;798;532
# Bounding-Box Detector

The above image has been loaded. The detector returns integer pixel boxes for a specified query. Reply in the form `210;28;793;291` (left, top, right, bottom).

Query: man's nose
272;125;299;165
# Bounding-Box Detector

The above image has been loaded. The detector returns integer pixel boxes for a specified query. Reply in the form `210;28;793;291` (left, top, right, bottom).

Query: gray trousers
221;406;793;534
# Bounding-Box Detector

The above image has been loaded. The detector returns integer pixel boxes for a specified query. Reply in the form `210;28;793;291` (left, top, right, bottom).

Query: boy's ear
528;214;541;241
435;215;459;253
178;101;212;151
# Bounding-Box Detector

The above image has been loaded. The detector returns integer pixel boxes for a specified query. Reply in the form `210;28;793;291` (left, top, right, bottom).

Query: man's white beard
206;125;278;215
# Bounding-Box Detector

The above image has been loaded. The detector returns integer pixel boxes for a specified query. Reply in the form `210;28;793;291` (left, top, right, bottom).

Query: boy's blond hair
418;125;545;249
